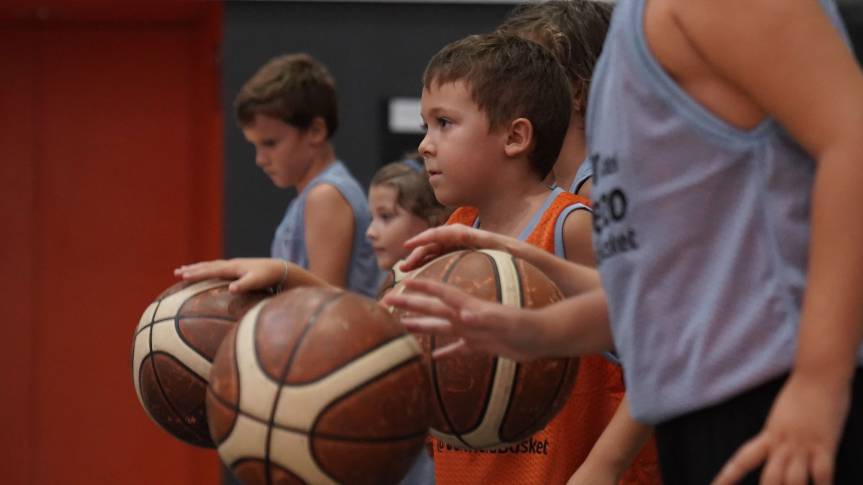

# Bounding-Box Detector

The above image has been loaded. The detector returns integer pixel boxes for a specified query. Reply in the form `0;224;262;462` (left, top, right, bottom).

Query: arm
568;397;653;485
400;224;602;296
561;208;596;268
383;280;614;360
174;258;332;293
304;184;354;289
667;1;863;483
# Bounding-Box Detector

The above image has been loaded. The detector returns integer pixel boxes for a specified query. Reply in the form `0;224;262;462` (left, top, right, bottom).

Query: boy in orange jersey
405;32;657;485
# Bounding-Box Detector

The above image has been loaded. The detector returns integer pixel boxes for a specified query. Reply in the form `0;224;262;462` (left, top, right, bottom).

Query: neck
296;143;336;193
474;175;551;239
552;114;587;190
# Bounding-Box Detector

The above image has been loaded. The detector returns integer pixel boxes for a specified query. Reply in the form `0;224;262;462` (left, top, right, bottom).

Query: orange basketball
130;279;269;447
207;286;431;484
390;249;579;450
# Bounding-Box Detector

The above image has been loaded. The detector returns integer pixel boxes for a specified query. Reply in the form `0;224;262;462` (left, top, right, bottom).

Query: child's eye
261;139;277;148
437;117;451;128
380;212;393;222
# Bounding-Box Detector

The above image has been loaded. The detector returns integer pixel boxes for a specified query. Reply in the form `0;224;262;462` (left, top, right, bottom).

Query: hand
399;225;519;272
712;371;851;485
174;258;287;292
382;277;549;361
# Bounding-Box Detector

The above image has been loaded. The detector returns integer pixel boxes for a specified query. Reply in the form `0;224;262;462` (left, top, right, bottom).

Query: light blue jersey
271;161;381;298
587;0;856;424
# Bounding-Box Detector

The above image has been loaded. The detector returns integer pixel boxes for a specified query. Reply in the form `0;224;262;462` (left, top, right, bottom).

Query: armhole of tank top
571;174;591;195
553;203;590;259
629;0;776;147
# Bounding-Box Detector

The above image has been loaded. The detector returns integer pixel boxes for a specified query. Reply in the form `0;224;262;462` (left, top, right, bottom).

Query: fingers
228;272;263;293
400;243;443;271
810;450;834;485
401;316;455;336
383;291;459;321
432;339;468;359
174;260;234;281
781;453;808;485
759;446;789;485
712;435;770;485
402;278;474;309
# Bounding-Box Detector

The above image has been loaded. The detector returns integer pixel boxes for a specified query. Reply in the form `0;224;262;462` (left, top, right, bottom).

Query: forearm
283;262;334;291
580;397;652;479
530;287;615;356
794;145;863;384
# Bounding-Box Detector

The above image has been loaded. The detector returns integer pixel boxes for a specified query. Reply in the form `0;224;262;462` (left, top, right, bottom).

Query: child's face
419;81;506;207
240;114;314;189
366;184;430;270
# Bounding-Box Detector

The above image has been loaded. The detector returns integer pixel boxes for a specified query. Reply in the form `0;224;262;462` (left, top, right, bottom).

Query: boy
411;32;655;485
386;0;863;483
498;0;614;198
233;53;379;297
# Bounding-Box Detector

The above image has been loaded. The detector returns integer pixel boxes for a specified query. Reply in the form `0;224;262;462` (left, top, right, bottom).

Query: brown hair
423;33;571;180
499;0;613;120
234;53;339;138
371;156;451;227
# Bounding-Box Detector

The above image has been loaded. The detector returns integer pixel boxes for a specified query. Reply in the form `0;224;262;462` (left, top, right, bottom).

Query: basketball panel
286;293;406;385
139;353;213;447
314;358;429;439
254;288;342;383
312;436;426;485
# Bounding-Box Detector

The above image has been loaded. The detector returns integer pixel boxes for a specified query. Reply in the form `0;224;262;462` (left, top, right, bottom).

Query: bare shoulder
562;207;595;267
645;0;767;129
305;184;353;230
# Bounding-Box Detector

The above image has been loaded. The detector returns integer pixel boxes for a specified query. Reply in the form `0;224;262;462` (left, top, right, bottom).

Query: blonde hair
370;157;451;227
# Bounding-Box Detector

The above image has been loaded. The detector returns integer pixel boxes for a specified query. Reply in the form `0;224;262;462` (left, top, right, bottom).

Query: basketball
207;286;431;485
131;279;270;447
390;249;579;450
377;260;412;299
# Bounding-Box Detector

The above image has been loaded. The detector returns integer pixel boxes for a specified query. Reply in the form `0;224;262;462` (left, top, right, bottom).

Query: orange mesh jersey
433;190;660;485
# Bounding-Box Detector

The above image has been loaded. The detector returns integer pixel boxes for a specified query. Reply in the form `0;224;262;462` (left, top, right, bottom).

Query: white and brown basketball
131;279;270;447
207;286;431;485
390;249;579;450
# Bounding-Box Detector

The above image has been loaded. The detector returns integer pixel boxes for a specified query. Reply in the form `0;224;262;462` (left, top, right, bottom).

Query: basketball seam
207;386;430;442
464;251;504;445
206;362;430;442
435;251;497;450
145;347;211;446
263;291;345;485
498;254;523;443
281;332;410;386
229;458;306;484
172;315;237;362
208;328;241;446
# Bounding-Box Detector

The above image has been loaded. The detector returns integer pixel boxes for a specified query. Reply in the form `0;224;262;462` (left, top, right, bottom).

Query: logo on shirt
436;436;550;455
590;152;639;263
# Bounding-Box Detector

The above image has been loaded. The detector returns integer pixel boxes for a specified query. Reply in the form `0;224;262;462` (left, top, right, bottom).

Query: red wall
0;2;224;483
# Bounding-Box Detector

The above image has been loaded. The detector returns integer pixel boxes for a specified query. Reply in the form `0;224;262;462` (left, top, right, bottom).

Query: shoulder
305;184;353;226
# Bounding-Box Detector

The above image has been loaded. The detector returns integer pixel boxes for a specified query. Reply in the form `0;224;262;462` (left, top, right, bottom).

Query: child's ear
504;117;533;158
307;116;329;144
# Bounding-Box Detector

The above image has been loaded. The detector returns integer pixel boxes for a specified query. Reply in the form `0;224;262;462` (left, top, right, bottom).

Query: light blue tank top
271;161;381;298
570;158;593;195
587;0;857;423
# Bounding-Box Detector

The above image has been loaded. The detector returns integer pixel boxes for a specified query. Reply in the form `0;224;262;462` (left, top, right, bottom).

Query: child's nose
418;134;433;157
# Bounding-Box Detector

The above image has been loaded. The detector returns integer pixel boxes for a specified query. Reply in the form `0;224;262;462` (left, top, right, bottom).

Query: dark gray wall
223;1;863;260
223;1;513;258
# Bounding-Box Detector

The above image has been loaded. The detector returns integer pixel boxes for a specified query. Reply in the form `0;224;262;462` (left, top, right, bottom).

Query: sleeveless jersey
432;188;659;484
586;0;858;423
271;160;380;297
